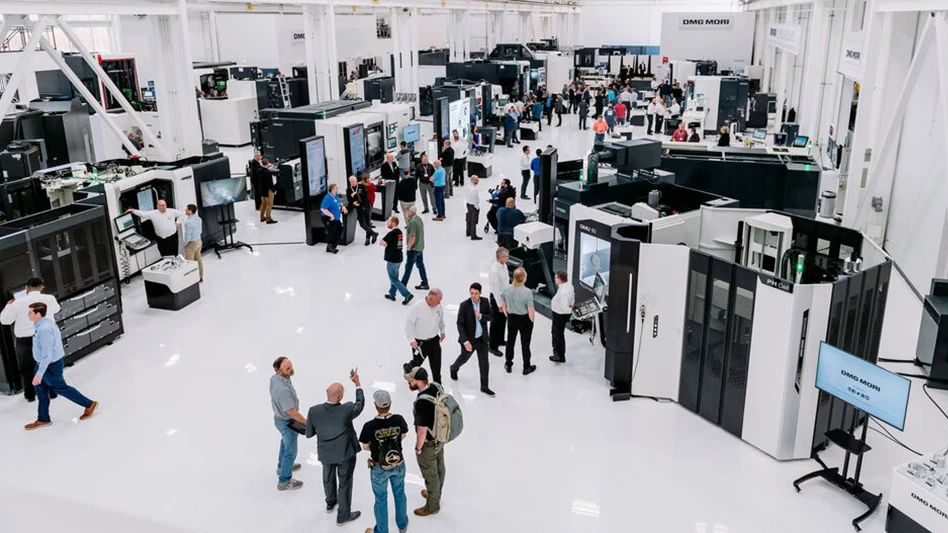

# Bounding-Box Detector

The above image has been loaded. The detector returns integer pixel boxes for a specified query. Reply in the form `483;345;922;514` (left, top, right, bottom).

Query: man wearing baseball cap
359;390;409;533
404;366;445;517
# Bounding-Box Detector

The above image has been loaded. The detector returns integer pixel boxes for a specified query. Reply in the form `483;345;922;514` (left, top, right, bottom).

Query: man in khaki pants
181;204;204;281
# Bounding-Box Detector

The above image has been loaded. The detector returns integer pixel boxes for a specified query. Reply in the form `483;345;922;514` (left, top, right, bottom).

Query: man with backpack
405;366;449;517
359;390;409;533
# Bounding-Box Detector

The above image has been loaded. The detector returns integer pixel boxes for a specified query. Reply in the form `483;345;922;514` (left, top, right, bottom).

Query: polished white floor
1;116;946;533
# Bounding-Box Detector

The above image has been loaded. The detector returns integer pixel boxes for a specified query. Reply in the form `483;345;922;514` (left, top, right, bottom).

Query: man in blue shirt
24;302;97;430
496;197;525;250
320;183;348;254
431;160;446;221
530;148;542;200
182;204;204;281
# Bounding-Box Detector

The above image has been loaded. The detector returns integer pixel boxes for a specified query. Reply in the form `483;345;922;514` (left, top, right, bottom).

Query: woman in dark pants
500;268;537;376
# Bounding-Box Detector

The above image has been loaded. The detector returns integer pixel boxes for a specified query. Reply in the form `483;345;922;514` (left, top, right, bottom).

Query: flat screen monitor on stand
199;178;253;258
792;342;911;530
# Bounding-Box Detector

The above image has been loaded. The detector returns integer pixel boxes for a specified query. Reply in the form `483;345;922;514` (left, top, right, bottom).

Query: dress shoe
523;365;537;376
415;284;429;290
414;507;439;517
421;209;430;214
371;233;378;244
266;219;279;224
327;502;337;513
504;362;512;373
79;400;98;421
471;236;483;241
450;369;458;381
364;237;371;246
402;294;414;305
433;217;444;221
326;247;338;254
24;420;51;431
489;348;503;357
549;356;566;363
50;391;58;399
481;387;496;397
421;489;427;498
384;294;397;301
337;511;361;525
25;396;35;403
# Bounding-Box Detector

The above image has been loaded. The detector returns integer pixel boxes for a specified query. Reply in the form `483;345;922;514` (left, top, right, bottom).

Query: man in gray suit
306;369;365;526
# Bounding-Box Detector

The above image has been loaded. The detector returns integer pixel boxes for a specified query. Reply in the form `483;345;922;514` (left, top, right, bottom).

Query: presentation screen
303;136;327;196
403;123;421;144
448;98;471;148
346;124;366;176
200;177;248;207
815;342;911;431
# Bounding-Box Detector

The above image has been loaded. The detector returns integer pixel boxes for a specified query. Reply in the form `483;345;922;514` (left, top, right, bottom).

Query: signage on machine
760;274;794;293
681;18;731;28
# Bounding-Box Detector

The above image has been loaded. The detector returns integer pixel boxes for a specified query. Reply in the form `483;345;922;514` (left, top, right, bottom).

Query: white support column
0;16;47;120
39;37;140;157
303;4;320;103
207;11;221;63
461;11;471;61
57;17;168;157
326;4;340;101
390;8;402;94
409;9;420;110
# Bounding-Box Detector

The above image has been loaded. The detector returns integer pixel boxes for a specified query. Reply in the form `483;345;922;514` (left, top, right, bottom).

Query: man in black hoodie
396;173;418;214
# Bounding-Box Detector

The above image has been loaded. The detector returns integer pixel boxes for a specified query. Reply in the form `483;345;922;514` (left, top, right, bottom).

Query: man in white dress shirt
0;278;61;401
127;199;185;256
451;129;469;187
464;175;483;241
488;247;510;357
549;270;575;363
403;289;446;384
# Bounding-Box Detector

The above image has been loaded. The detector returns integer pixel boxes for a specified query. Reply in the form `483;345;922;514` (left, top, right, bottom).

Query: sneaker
481;387;496;397
24;420;51;431
327;503;337;513
549;356;566;363
415;284;429;290
450;369;458;381
277;479;303;491
402;294;415;305
523;365;537;376
384;294;397;301
275;463;302;474
337;511;361;525
79;400;98;421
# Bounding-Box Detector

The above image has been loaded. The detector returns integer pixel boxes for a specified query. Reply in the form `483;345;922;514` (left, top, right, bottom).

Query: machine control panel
114;213;152;253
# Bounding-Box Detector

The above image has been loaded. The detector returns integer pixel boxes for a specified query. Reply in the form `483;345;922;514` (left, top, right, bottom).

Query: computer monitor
301;136;327;196
261;68;280;79
792;135;810;148
815;342;911;431
753;129;767;140
403;123;421;144
136;187;155;211
114;213;136;233
200;177;248;207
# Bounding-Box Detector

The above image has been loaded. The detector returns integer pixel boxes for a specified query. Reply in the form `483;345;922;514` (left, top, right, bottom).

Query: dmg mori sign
681;17;731;28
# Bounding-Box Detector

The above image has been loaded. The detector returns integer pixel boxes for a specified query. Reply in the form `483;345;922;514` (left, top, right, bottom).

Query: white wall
579;0;743;47
660;12;755;70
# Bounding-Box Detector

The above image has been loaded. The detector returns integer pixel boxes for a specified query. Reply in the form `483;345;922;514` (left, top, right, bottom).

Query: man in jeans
400;207;429;291
414;153;435;214
23;302;97;430
359;390;410;533
380;216;414;305
405;367;445;517
270;356;307;491
181;204;204;281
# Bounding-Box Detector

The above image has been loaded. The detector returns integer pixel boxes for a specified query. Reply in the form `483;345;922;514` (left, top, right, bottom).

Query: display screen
792;135;809;148
403;123;421;143
753;129;767;140
200;177;248;207
114;213;136;233
137;187;155;211
346;124;366;176
815;342;911;431
365;123;384;169
578;231;611;294
303;136;327;196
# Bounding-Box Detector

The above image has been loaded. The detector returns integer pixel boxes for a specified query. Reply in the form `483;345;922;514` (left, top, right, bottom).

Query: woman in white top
646;99;657;135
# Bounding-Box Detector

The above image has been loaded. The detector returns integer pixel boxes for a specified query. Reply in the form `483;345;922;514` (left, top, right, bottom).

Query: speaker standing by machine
127;199;185;257
381;153;401;214
321;184;348;254
1;278;60;402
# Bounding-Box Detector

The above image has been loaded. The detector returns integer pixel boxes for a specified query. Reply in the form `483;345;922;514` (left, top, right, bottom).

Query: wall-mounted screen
137;187;155;212
345;124;366;176
792;135;810;148
303;136;327;196
403;123;421;143
200;177;248;207
815;342;911;431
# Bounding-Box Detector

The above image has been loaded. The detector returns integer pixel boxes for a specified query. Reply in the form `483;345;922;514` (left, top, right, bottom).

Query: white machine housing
741;212;793;276
514;221;556;250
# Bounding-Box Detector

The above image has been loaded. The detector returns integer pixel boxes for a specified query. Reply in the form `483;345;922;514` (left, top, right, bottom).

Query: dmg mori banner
660;12;755;71
838;34;863;81
767;23;802;56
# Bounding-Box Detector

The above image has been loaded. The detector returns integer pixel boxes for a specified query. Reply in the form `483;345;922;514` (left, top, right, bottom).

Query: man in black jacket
380;152;400;213
414;154;435;214
346;175;378;246
395;174;417;214
449;282;495;396
254;158;278;224
439;139;454;199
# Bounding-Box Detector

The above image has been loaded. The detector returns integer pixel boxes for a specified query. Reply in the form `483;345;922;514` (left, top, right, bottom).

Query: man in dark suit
380;152;400;213
449;282;495;396
305;370;365;526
